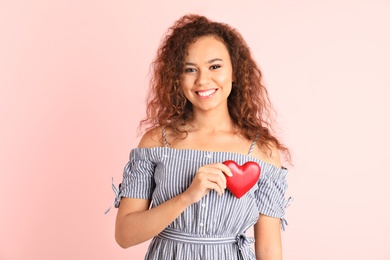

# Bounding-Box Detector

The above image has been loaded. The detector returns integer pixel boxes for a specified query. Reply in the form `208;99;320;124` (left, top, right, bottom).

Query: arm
115;165;232;248
115;194;192;248
115;128;232;248
254;215;282;260
252;142;284;259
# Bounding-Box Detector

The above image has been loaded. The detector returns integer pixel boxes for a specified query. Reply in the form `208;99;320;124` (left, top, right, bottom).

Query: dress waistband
157;227;255;260
158;227;237;245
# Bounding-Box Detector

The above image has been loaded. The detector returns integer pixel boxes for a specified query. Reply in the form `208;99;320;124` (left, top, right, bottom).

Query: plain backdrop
1;0;389;259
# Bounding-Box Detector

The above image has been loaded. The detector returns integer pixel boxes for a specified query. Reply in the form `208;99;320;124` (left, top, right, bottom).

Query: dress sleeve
115;149;156;207
254;164;290;225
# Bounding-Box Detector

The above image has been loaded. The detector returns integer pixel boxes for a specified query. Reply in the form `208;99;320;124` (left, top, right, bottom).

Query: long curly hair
141;14;290;159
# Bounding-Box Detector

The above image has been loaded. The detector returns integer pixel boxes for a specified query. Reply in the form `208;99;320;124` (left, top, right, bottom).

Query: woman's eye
184;68;196;73
210;65;221;70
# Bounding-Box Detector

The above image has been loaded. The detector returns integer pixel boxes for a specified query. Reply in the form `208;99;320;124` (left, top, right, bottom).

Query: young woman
113;14;290;260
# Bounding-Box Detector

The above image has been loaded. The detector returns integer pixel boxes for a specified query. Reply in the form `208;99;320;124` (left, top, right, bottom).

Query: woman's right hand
182;163;233;204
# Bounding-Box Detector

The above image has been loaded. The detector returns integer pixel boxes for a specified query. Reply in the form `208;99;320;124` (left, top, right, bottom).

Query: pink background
1;1;389;259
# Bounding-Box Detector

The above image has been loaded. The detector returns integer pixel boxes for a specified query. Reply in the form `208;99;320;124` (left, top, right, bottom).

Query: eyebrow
185;58;223;66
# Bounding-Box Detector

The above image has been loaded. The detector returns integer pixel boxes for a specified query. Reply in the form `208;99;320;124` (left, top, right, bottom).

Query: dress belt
157;227;255;260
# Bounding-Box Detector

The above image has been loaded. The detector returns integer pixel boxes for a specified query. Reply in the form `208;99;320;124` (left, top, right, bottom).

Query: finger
203;163;233;177
197;166;226;183
198;167;228;189
204;181;223;196
199;164;231;177
206;174;227;191
218;164;233;177
197;168;226;187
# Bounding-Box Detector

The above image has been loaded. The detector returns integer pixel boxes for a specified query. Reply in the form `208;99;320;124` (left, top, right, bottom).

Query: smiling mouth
196;89;217;97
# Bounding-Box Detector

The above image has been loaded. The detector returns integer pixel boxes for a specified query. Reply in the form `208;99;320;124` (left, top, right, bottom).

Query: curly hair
140;14;290;159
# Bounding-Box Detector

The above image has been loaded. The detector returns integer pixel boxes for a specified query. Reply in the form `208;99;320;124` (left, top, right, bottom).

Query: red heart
223;160;261;198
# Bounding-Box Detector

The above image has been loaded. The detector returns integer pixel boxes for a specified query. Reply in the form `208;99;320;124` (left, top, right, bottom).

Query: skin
115;36;283;260
181;35;233;114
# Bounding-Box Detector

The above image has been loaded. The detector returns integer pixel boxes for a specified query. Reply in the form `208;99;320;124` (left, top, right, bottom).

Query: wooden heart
223;160;261;199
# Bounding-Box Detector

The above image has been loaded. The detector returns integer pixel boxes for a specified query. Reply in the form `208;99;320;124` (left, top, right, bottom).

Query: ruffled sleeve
254;163;291;229
116;149;156;207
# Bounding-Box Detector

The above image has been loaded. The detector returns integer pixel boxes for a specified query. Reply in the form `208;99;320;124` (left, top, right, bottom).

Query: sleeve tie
104;177;122;214
235;232;255;260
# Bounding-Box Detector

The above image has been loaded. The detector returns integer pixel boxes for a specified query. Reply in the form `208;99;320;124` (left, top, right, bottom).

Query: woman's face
180;36;234;114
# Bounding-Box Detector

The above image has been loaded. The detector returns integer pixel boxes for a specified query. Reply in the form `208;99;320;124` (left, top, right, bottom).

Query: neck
190;107;235;133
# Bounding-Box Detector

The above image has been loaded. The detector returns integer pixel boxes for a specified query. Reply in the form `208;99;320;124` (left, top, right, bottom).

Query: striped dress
115;137;289;260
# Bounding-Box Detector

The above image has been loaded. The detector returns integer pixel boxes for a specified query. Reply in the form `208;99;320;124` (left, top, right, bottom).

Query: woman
113;14;290;260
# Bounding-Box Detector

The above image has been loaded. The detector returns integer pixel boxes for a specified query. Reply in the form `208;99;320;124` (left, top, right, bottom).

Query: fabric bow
104;177;121;214
280;196;294;231
235;233;255;260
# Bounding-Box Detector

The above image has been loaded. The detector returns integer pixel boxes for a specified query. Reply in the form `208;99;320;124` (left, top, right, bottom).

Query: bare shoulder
252;141;282;168
137;126;165;148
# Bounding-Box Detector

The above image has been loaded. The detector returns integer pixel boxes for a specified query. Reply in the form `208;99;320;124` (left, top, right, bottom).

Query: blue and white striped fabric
116;146;289;260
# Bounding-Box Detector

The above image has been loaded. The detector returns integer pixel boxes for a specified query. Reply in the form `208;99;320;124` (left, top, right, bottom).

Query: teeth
197;89;216;97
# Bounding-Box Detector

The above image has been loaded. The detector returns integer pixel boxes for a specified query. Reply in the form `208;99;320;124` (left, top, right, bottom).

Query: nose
196;69;210;86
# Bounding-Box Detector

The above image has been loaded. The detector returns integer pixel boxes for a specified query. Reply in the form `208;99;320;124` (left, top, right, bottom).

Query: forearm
115;193;192;248
256;249;282;260
254;215;283;260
